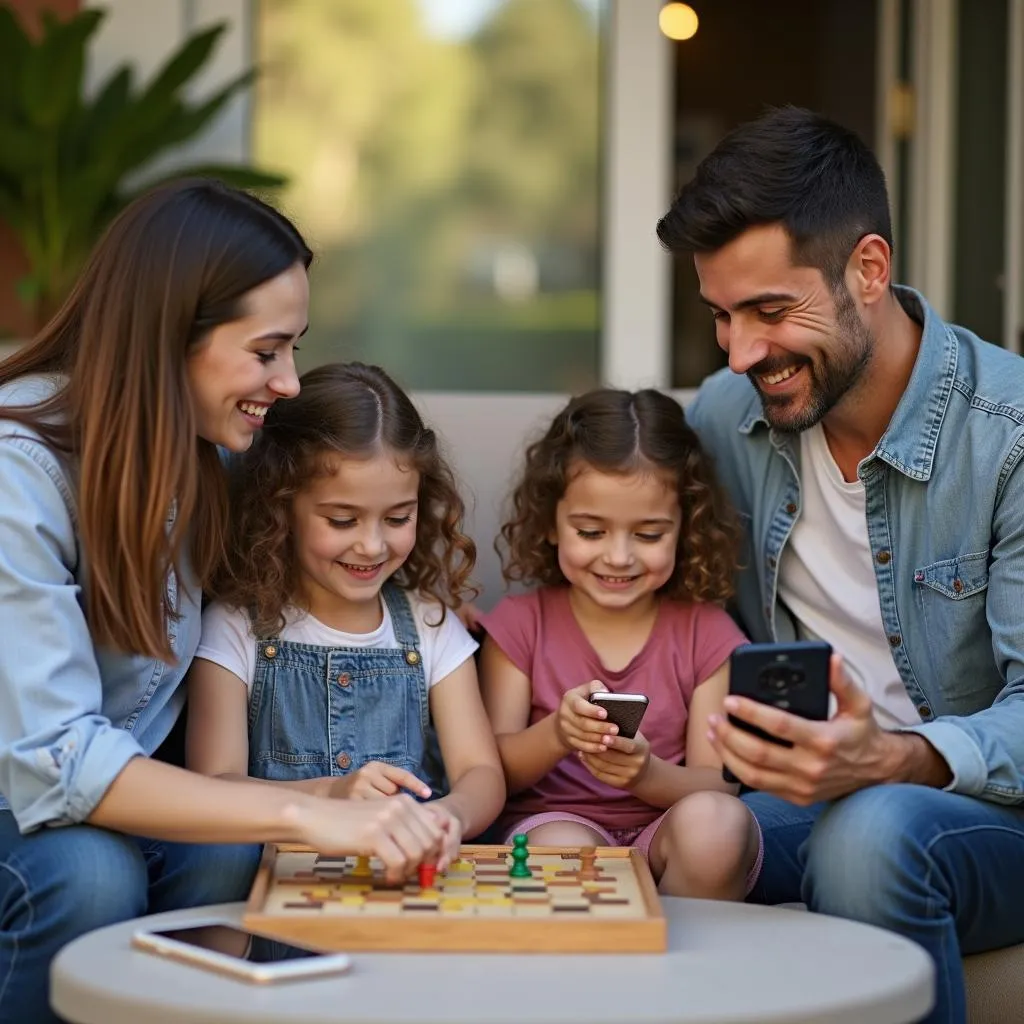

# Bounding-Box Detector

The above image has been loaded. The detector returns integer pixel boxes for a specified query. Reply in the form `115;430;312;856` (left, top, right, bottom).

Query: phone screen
148;925;323;962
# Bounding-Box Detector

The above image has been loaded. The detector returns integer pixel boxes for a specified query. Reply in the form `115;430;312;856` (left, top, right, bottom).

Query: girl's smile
290;452;420;629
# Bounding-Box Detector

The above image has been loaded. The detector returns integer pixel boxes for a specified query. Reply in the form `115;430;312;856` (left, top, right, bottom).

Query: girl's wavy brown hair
0;178;311;661
499;388;739;604
210;362;476;636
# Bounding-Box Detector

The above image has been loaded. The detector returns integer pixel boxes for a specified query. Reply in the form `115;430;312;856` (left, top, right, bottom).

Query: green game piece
509;833;532;878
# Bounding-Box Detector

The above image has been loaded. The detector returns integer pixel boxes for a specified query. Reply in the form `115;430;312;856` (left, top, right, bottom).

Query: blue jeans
0;811;261;1024
743;785;1024;1024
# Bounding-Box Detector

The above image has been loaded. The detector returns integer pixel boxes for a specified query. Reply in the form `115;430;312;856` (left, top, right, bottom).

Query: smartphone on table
722;641;832;784
131;921;351;984
589;692;650;739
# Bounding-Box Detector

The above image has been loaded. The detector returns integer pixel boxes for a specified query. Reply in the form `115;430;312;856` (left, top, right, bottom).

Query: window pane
254;0;602;391
668;0;878;388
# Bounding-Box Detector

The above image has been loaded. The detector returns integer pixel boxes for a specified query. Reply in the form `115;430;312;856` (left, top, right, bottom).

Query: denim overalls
247;583;445;794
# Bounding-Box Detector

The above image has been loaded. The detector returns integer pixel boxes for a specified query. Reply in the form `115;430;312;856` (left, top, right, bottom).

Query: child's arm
428;657;506;847
582;660;740;806
480;637;613;793
185;660;429;800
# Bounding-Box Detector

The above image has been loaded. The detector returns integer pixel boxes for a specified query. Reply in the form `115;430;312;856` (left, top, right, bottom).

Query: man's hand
579;731;651;789
555;680;617;754
329;763;432;801
708;655;907;804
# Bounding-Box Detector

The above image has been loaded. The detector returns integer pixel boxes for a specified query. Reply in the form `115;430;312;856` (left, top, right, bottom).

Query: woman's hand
423;801;464;870
297;794;445;884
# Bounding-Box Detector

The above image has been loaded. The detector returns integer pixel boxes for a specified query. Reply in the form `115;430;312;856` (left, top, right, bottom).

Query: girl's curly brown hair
499;388;739;604
209;362;476;636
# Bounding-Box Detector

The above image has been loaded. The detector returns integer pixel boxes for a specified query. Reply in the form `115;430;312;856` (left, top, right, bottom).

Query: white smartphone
589;692;650;739
131;921;351;984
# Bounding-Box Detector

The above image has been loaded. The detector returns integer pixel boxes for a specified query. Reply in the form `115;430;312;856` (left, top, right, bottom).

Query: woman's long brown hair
0;178;311;661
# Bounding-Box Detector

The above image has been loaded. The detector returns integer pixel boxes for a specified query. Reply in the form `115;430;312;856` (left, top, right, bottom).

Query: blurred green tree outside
254;0;601;391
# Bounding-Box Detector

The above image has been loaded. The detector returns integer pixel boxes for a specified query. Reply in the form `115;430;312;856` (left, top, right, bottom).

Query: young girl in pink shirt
480;388;762;899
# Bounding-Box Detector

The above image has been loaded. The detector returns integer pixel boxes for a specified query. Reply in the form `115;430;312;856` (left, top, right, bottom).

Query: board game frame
243;843;667;953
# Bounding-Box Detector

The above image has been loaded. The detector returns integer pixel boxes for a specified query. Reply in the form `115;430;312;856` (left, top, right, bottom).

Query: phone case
590;694;649;739
724;641;831;783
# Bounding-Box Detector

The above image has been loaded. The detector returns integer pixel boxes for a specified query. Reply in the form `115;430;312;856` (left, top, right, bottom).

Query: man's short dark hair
656;106;893;289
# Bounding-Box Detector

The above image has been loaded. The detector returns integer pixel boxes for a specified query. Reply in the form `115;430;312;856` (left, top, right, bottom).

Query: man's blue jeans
0;811;261;1024
744;785;1024;1024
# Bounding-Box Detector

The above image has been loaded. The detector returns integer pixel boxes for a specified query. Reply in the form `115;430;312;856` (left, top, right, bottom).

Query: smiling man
657;106;1024;1024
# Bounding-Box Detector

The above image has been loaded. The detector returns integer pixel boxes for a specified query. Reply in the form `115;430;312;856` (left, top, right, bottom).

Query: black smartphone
722;641;832;783
589;692;650;739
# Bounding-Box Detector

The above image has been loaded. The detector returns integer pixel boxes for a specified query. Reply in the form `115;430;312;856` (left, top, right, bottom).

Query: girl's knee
667;790;754;843
654;792;757;896
526;821;604;847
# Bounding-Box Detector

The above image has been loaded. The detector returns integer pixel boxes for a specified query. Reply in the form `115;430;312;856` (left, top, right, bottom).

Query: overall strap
381;582;423;667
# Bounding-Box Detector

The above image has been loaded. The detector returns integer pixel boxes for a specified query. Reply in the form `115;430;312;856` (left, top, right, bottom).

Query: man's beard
749;287;873;433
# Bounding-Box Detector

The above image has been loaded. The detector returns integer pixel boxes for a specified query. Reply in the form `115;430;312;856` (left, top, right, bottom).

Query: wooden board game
243;843;666;953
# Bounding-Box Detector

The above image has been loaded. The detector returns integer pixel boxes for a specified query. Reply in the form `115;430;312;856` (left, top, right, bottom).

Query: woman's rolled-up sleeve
0;437;143;832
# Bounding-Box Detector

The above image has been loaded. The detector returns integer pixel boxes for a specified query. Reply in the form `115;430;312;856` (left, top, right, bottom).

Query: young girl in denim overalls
187;362;505;869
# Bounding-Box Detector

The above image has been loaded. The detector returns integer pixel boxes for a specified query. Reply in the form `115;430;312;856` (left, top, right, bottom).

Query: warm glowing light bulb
659;3;699;41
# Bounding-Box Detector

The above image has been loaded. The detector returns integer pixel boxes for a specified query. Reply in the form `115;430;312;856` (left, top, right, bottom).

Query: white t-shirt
778;425;920;729
196;592;478;697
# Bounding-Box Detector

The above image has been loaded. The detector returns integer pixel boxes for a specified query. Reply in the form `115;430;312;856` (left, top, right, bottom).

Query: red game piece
418;862;437;890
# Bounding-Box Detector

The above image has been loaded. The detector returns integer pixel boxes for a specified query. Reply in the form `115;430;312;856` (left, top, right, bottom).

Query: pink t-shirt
481;586;747;830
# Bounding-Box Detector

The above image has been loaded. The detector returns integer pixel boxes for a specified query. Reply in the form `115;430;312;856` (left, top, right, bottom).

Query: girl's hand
330;763;432;801
579;731;652;789
555;680;618;754
424;801;464;870
299;794;445;884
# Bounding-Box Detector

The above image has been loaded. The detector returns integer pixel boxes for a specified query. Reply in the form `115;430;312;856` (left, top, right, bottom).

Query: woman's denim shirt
687;287;1024;804
0;375;196;831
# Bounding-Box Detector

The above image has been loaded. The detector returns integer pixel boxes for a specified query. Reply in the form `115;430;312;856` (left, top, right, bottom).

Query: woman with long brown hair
0;179;445;1024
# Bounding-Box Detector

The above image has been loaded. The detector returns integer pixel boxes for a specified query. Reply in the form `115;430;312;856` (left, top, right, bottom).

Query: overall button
767;556;777;569
263;644;277;659
952;578;964;594
918;705;932;719
876;550;891;565
405;650;421;666
785;502;798;515
887;634;901;647
337;672;351;687
336;752;352;769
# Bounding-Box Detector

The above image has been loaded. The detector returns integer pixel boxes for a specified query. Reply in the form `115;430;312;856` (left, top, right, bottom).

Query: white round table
51;898;933;1024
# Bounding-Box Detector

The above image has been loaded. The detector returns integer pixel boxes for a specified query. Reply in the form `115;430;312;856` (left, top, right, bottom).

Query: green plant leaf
0;122;42;175
0;5;31;117
20;8;105;128
78;66;134;146
143;23;227;100
130;164;288;196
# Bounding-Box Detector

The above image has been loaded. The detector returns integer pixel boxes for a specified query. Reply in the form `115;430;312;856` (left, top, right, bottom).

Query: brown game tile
284;901;323;909
364;891;405;902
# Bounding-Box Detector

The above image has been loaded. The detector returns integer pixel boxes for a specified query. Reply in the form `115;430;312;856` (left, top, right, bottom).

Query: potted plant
0;4;285;330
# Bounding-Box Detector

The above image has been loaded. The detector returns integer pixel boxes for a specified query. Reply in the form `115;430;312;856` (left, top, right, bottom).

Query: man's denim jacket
0;375;196;830
687;286;1024;804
